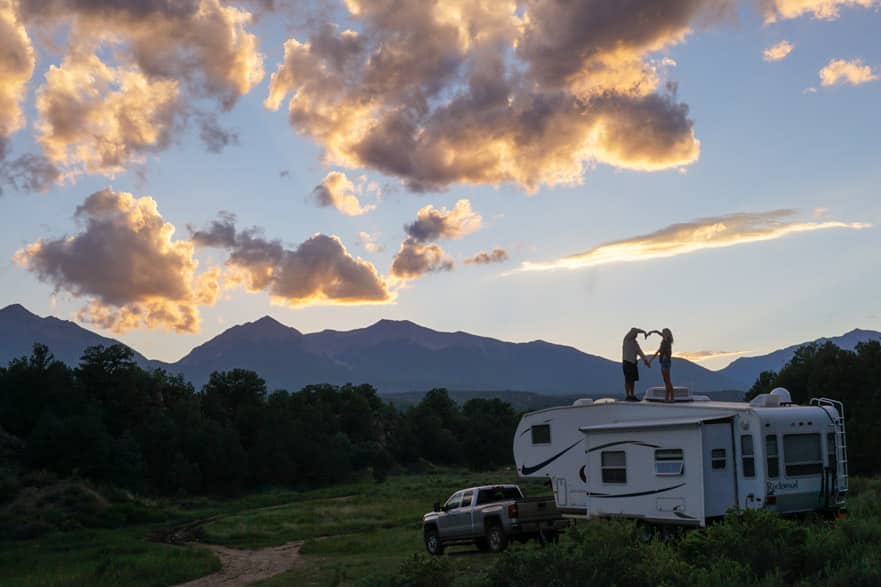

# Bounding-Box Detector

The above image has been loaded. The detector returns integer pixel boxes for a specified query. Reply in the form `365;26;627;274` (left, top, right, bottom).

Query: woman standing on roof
648;328;675;402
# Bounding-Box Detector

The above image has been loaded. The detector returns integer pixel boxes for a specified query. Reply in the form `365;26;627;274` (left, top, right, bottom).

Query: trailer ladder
811;397;849;502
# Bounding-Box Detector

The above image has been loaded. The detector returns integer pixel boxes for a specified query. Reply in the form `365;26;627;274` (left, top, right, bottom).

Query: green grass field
2;471;878;586
0;468;548;586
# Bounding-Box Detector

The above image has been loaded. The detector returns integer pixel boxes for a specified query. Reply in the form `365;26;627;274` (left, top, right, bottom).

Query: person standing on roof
622;328;649;402
648;328;675;402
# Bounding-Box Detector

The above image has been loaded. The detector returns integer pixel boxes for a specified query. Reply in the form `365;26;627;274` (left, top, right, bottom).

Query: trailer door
702;421;737;518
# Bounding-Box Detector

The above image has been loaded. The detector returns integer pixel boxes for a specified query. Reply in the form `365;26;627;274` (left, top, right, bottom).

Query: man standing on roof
622;328;649;401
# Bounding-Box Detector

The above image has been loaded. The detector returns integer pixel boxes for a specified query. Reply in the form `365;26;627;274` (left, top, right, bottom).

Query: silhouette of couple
622;327;674;402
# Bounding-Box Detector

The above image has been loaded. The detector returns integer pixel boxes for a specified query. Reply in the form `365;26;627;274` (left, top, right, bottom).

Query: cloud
763;41;794;62
390;242;454;279
518;210;870;272
819;58;879;87
10;0;264;180
0;153;61;193
310;171;375;216
675;350;751;362
0;0;34;150
358;231;384;253
14;188;219;333
35;52;184;177
465;248;509;265
264;1;723;191
404;200;482;243
761;0;879;22
391;199;482;279
191;214;392;306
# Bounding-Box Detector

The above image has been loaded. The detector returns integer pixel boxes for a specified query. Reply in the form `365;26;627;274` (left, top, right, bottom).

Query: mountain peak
0;303;35;318
243;315;302;336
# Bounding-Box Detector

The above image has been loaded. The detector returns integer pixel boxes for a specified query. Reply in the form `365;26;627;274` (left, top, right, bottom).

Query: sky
1;0;879;370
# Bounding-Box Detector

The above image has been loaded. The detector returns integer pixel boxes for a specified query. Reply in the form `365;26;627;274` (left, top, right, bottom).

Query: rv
513;387;848;527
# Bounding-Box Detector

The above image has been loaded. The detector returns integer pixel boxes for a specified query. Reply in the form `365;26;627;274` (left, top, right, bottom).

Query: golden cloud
7;0;264;181
311;171;375;216
762;0;879;22
0;0;34;150
675;350;751;362
763;41;794;62
819;58;879;87
518;210;871;272
190;214;393;306
465;248;509;265
15;189;219;333
265;1;723;191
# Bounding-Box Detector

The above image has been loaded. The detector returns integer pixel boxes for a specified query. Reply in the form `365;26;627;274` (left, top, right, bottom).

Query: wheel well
484;516;502;532
424;523;438;534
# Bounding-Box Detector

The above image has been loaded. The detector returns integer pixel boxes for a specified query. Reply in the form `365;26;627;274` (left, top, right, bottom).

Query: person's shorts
623;360;639;384
660;359;672;371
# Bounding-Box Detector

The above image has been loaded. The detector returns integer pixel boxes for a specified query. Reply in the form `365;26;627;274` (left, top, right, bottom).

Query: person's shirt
659;339;672;361
622;336;645;363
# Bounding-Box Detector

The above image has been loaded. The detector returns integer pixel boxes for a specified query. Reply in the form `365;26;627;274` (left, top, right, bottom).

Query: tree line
0;343;519;496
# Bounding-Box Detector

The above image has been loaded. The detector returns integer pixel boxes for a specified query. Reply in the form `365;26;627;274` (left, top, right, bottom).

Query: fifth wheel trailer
513;387;847;526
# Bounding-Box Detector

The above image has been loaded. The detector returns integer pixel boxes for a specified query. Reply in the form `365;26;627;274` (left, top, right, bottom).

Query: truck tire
424;527;444;556
486;524;508;553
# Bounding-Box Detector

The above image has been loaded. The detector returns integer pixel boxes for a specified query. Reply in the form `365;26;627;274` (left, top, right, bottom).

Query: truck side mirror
433;501;441;512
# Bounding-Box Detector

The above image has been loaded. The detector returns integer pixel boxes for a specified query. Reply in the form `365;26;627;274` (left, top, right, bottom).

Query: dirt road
174;541;303;587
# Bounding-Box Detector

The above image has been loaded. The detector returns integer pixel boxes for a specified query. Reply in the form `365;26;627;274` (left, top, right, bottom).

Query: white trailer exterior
513;388;847;526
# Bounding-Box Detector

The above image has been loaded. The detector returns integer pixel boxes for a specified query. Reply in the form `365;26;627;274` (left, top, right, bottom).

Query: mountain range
2;303;878;396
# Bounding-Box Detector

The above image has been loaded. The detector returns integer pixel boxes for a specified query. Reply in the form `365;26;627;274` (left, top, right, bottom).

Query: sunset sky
1;0;879;369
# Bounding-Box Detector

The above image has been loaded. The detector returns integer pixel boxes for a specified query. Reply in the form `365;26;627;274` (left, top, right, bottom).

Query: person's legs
662;368;673;401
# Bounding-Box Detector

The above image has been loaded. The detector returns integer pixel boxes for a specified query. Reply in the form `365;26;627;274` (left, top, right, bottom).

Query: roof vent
770;387;793;405
572;398;594;406
643;387;691;402
750;393;782;408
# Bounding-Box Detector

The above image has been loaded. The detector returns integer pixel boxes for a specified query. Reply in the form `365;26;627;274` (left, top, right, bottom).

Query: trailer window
531;424;551;444
601;451;627;484
784;434;823;477
741;435;755;478
655;449;684;476
711;449;727;470
766;435;779;478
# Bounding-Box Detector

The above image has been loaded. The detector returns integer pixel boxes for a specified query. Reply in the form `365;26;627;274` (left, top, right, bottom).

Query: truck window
461;490;473;507
531;424;551;444
655;449;684;476
711;448;726;470
444;491;463;510
766;435;779;478
783;434;823;477
741;435;755;478
601;451;626;483
476;486;522;505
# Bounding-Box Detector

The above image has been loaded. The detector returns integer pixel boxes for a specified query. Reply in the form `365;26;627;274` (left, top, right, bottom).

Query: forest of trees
1;339;879;498
0;343;519;496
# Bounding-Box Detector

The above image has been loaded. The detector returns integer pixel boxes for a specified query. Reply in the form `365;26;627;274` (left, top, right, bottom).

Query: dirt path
173;541;303;587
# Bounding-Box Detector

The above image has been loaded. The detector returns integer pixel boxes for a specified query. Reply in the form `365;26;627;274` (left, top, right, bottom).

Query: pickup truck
422;484;569;555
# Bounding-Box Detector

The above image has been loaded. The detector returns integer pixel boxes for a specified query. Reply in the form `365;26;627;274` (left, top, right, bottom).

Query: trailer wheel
424;527;444;556
486;524;508;553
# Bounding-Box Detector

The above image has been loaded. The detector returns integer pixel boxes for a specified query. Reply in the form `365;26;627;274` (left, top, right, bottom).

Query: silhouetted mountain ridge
3;303;876;396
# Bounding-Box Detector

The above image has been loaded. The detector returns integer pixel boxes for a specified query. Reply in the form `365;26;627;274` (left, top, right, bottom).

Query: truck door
437;491;463;536
702;421;737;518
449;490;475;537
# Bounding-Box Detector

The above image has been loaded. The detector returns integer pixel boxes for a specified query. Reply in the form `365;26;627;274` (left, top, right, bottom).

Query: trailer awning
579;414;734;433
